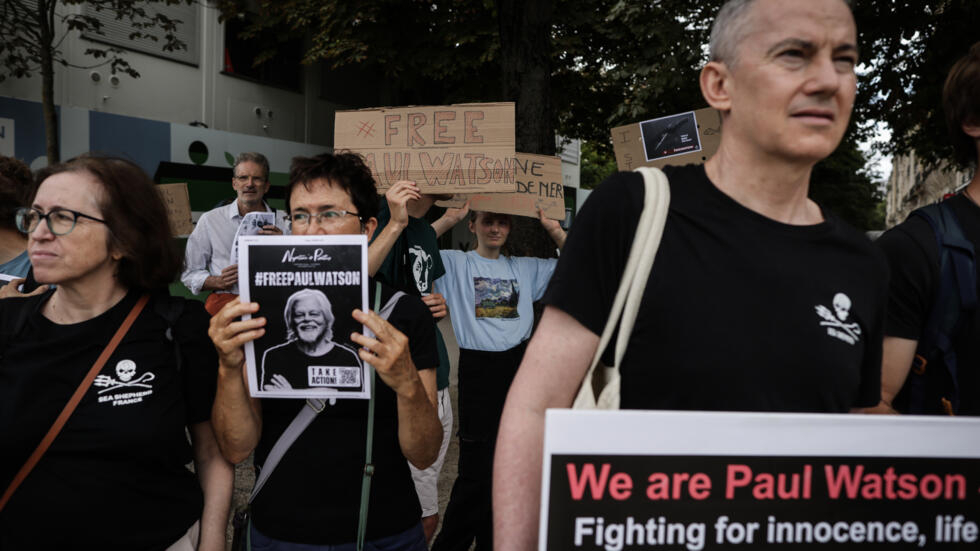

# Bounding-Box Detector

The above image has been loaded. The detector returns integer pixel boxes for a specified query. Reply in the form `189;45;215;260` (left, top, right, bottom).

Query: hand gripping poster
238;234;369;399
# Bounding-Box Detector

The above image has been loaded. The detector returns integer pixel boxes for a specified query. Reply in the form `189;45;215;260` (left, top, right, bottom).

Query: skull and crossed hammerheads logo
93;359;155;393
814;292;861;342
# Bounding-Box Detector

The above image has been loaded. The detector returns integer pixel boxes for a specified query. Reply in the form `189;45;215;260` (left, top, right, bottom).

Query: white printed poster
639;110;702;162
239;234;369;399
229;211;276;265
541;410;980;550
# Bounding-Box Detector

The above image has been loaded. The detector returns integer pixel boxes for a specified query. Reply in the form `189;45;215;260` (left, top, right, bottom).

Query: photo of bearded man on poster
260;288;362;391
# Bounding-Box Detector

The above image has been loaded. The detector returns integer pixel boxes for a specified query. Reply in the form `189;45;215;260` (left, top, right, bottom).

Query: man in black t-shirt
210;153;441;548
493;1;887;549
872;43;980;416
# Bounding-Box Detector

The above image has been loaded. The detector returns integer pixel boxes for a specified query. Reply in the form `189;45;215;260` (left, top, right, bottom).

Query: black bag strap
905;201;977;414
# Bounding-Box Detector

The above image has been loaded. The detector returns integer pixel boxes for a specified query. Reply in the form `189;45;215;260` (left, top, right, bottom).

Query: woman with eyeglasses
0;155;233;550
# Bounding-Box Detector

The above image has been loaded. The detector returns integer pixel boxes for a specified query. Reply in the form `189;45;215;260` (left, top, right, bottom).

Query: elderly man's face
233;160;270;209
292;296;328;344
723;0;857;163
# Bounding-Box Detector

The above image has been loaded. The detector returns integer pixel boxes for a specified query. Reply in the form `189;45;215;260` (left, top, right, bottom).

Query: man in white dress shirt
181;152;286;315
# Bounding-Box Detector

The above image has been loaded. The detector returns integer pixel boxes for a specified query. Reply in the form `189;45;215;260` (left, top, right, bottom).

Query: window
82;2;199;66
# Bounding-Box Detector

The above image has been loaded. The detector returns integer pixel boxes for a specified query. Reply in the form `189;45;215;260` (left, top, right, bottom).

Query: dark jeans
249;521;427;551
432;343;526;551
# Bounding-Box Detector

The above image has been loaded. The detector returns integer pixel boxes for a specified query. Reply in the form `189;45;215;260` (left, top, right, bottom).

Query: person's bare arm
431;201;470;238
538;208;567;250
351;308;441;469
209;300;265;463
189;421;234;551
368;181;421;276
420;292;447;319
202;264;238;292
859;336;918;414
493;306;599;551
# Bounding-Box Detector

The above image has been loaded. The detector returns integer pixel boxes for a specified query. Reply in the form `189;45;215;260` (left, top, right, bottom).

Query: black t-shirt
260;341;362;391
544;166;887;412
0;290;218;550
252;281;438;544
876;193;980;415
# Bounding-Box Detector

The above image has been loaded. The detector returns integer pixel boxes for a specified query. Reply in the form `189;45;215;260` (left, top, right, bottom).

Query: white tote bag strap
572;167;670;410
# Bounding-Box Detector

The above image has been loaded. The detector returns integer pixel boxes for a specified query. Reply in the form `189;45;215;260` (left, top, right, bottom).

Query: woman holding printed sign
0;155;232;550
430;205;565;551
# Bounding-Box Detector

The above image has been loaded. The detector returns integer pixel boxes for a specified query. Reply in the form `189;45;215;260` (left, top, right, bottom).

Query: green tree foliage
552;0;716;155
219;0;972;233
214;0;501;107
850;0;980;170
810;137;886;231
579;140;618;189
0;0;194;163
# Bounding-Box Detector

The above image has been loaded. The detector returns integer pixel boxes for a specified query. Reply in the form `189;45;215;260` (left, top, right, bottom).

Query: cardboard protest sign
541;410;980;550
238;234;370;400
610;107;722;171
436;153;565;220
334;103;517;193
156;183;194;236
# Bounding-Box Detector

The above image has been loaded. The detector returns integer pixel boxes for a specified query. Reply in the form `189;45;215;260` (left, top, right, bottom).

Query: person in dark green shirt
369;180;454;543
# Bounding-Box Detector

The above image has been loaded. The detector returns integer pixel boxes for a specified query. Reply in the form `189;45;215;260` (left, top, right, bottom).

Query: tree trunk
497;0;557;258
39;2;59;165
40;55;58;165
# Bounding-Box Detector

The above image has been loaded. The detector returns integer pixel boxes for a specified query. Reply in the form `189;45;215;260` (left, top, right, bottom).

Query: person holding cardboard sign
494;0;887;549
368;179;456;544
430;205;565;551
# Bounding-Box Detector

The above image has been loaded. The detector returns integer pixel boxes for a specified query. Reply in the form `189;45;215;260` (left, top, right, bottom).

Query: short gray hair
708;0;853;67
284;288;335;343
233;151;270;180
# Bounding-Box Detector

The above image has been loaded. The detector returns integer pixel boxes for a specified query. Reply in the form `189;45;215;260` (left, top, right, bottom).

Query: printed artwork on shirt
814;292;862;345
93;358;156;406
474;277;520;319
409;245;433;294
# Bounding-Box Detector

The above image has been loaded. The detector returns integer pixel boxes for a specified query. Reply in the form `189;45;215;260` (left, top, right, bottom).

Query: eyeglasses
288;210;363;228
234;175;267;185
16;206;108;236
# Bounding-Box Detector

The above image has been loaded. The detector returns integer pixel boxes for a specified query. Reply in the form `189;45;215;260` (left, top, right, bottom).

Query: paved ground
227;315;462;548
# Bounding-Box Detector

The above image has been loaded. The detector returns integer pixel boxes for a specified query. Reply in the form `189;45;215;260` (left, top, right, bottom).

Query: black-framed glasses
234;175;268;185
15;206;108;236
288;210;363;228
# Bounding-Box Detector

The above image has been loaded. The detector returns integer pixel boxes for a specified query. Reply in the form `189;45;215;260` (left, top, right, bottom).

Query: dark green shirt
372;202;451;389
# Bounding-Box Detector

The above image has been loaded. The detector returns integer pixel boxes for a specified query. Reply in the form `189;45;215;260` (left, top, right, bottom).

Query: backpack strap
905;202;977;414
